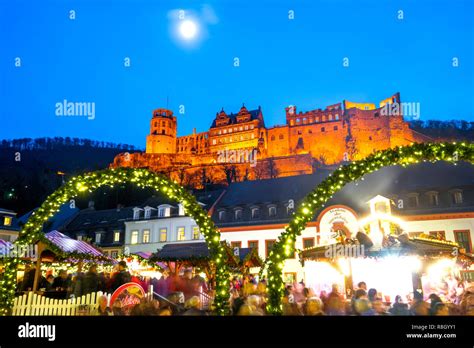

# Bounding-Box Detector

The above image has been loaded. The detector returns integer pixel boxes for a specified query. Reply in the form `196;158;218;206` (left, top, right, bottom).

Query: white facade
124;215;204;254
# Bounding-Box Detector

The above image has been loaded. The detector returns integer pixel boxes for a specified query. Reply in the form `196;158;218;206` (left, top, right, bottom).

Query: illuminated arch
0;168;230;315
265;142;474;314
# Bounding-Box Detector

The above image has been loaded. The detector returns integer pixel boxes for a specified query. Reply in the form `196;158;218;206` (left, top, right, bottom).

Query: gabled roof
210;108;263;128
45;230;104;257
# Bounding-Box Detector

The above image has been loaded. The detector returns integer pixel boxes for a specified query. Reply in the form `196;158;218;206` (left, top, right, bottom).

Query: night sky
1;0;473;148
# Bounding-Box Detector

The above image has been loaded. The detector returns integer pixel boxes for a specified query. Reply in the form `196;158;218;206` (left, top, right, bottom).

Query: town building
211;161;474;283
0;208;21;242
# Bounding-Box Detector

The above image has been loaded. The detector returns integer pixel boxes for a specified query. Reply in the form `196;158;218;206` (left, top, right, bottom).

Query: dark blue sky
1;0;473;148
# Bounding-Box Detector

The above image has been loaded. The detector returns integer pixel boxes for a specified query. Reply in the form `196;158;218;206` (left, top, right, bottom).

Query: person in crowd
183;296;207;316
75;264;101;297
410;291;430;316
98;295;111;316
428;293;443;316
354;298;376;316
305;297;324;315
20;267;36;291
325;284;345;315
357;281;367;291
433;302;450;316
45;274;55;291
52;269;70;291
230;288;244;315
109;261;131;291
372;297;389;315
368;288;377;302
156;271;171;297
389;295;409;315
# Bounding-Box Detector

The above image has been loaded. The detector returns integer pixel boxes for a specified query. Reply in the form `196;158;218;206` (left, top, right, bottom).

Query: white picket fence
12;291;111;316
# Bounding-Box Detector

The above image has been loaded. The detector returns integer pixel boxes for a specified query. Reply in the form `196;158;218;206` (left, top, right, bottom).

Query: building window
407;194;419;208
212;139;216;145
308;129;312;134
131;230;139;245
427;192;439;206
451;191;463;205
297;130;302;135
160;228;167;242
321;127;325;132
144;208;152;219
268;206;277;217
231;241;242;248
265;240;276;258
333;126;338;131
142;229;150;243
335;114;339;120
218;211;226;221
279;134;284;140
192;226;200;240
234;209;242;221
111;251;118;258
114;231;121;242
177;227;186;241
251;208;260;219
95;233;102;244
303;238;315;249
4;216;12;226
133;209;141;220
77;235;83;241
248;240;259;251
271;135;275;141
328;115;333;121
454;230;472;253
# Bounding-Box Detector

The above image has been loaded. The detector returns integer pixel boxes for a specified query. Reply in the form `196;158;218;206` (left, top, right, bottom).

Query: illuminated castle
112;93;431;185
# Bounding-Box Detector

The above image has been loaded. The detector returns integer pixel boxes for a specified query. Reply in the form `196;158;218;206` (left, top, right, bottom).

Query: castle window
223;129;227;134
309;118;313;123
322;116;326;122
154;122;157;127
290;120;295;126
296;118;300;123
229;128;232;133
162;121;166;127
271;135;275;141
250;125;254;129
218;130;221;135
212;139;216;145
321;127;325;132
315;117;319;122
308;129;312;134
279;134;284;140
329;115;333;121
298;130;302;135
239;127;243;131
303;118;307;124
234;127;237;132
335;114;339;120
333;126;338;131
162;130;165;135
251;134;255;139
369;136;372;141
245;125;248;130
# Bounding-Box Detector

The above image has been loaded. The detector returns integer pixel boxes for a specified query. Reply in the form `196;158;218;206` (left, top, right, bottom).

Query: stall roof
152;242;210;261
45;230;104;258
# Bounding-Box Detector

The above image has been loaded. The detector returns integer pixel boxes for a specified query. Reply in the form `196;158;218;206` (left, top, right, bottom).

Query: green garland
265;142;474;315
0;167;231;315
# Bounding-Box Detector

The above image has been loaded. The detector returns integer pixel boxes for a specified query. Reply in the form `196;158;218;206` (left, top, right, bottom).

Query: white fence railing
12;291;111;316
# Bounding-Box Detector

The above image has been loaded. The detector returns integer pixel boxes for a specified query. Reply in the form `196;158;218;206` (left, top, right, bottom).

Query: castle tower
146;108;177;154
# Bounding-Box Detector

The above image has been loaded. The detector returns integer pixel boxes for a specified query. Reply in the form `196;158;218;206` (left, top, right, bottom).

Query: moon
179;20;198;40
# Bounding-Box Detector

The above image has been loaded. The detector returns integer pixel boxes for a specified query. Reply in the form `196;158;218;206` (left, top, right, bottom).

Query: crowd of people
15;263;474;316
